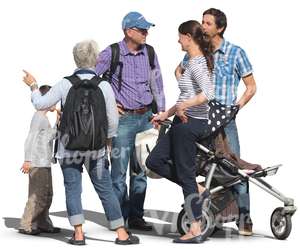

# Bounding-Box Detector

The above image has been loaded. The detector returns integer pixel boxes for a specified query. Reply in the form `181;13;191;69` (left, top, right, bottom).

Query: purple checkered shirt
96;39;165;112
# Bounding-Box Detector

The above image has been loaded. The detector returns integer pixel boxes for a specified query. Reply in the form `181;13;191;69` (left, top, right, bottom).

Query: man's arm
236;74;257;109
235;48;256;109
151;52;166;112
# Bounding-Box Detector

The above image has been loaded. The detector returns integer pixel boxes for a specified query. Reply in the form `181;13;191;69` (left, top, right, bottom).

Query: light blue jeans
111;110;153;220
224;120;251;223
60;155;124;230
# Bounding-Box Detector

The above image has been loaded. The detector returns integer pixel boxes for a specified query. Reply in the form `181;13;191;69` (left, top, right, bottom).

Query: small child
19;85;61;235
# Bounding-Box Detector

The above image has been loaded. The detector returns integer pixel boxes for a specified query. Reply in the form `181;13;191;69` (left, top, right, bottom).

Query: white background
0;0;299;248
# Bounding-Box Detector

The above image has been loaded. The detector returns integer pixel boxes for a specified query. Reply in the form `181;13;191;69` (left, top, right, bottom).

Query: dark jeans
146;116;210;222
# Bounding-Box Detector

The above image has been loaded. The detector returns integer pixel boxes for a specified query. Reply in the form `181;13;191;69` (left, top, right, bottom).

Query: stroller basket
195;142;241;185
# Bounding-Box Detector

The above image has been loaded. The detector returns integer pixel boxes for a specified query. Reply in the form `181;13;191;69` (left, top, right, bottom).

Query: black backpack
58;73;108;151
103;43;158;113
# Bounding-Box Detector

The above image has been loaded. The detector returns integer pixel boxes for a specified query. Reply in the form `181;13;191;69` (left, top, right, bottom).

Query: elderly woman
146;20;215;244
22;40;139;245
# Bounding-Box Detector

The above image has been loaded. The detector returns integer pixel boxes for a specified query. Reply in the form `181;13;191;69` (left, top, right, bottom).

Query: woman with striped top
146;20;215;243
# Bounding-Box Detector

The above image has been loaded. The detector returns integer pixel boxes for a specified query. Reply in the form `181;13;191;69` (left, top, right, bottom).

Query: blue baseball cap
122;11;155;30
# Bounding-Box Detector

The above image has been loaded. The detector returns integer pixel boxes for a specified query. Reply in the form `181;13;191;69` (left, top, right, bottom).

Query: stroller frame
177;141;297;240
199;142;295;210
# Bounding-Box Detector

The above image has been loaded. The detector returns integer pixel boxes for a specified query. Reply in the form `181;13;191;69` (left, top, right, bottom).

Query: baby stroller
176;138;297;240
137;100;297;240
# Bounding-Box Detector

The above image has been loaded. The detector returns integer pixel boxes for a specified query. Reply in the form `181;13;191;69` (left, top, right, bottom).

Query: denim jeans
111;110;153;220
60;155;124;230
224;120;251;222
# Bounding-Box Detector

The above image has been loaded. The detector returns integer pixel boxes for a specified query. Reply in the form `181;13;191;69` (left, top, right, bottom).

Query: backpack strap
104;43;154;91
61;75;82;112
109;43;121;79
145;44;157;112
109;43;123;92
64;74;82;88
102;43;123;92
57;75;82;157
145;44;155;70
89;76;103;88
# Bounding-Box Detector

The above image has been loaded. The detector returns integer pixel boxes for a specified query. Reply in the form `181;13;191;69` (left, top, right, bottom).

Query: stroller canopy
207;100;239;136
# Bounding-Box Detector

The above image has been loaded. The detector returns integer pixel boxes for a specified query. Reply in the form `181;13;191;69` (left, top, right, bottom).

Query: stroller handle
196;142;211;154
158;119;172;126
148;116;173;127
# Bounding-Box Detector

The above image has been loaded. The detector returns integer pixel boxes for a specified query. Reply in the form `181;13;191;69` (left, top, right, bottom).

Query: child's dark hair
39;85;52;96
178;20;214;72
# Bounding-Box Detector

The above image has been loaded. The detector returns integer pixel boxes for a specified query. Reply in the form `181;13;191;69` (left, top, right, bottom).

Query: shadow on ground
3;209;275;244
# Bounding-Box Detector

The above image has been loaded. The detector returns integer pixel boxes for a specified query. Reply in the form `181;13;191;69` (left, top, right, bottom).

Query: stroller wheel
270;207;292;240
177;207;215;237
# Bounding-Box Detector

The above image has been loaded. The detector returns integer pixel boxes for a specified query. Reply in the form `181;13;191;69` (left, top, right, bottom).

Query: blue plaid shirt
181;39;253;105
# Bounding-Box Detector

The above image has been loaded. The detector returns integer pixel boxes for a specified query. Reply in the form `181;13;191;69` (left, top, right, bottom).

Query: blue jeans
111;110;153;220
60;155;124;229
224;120;251;222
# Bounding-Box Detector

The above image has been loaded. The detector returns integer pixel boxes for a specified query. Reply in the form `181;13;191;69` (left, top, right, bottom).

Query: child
19;85;61;235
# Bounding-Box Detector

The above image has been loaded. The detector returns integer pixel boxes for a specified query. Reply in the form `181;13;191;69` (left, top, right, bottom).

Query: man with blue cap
96;12;165;231
122;11;155;30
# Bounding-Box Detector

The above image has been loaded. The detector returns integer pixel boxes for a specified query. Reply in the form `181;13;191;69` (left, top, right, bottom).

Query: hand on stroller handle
148;115;172;127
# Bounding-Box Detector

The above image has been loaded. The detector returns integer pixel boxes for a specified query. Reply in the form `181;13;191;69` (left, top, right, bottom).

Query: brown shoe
238;223;253;236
